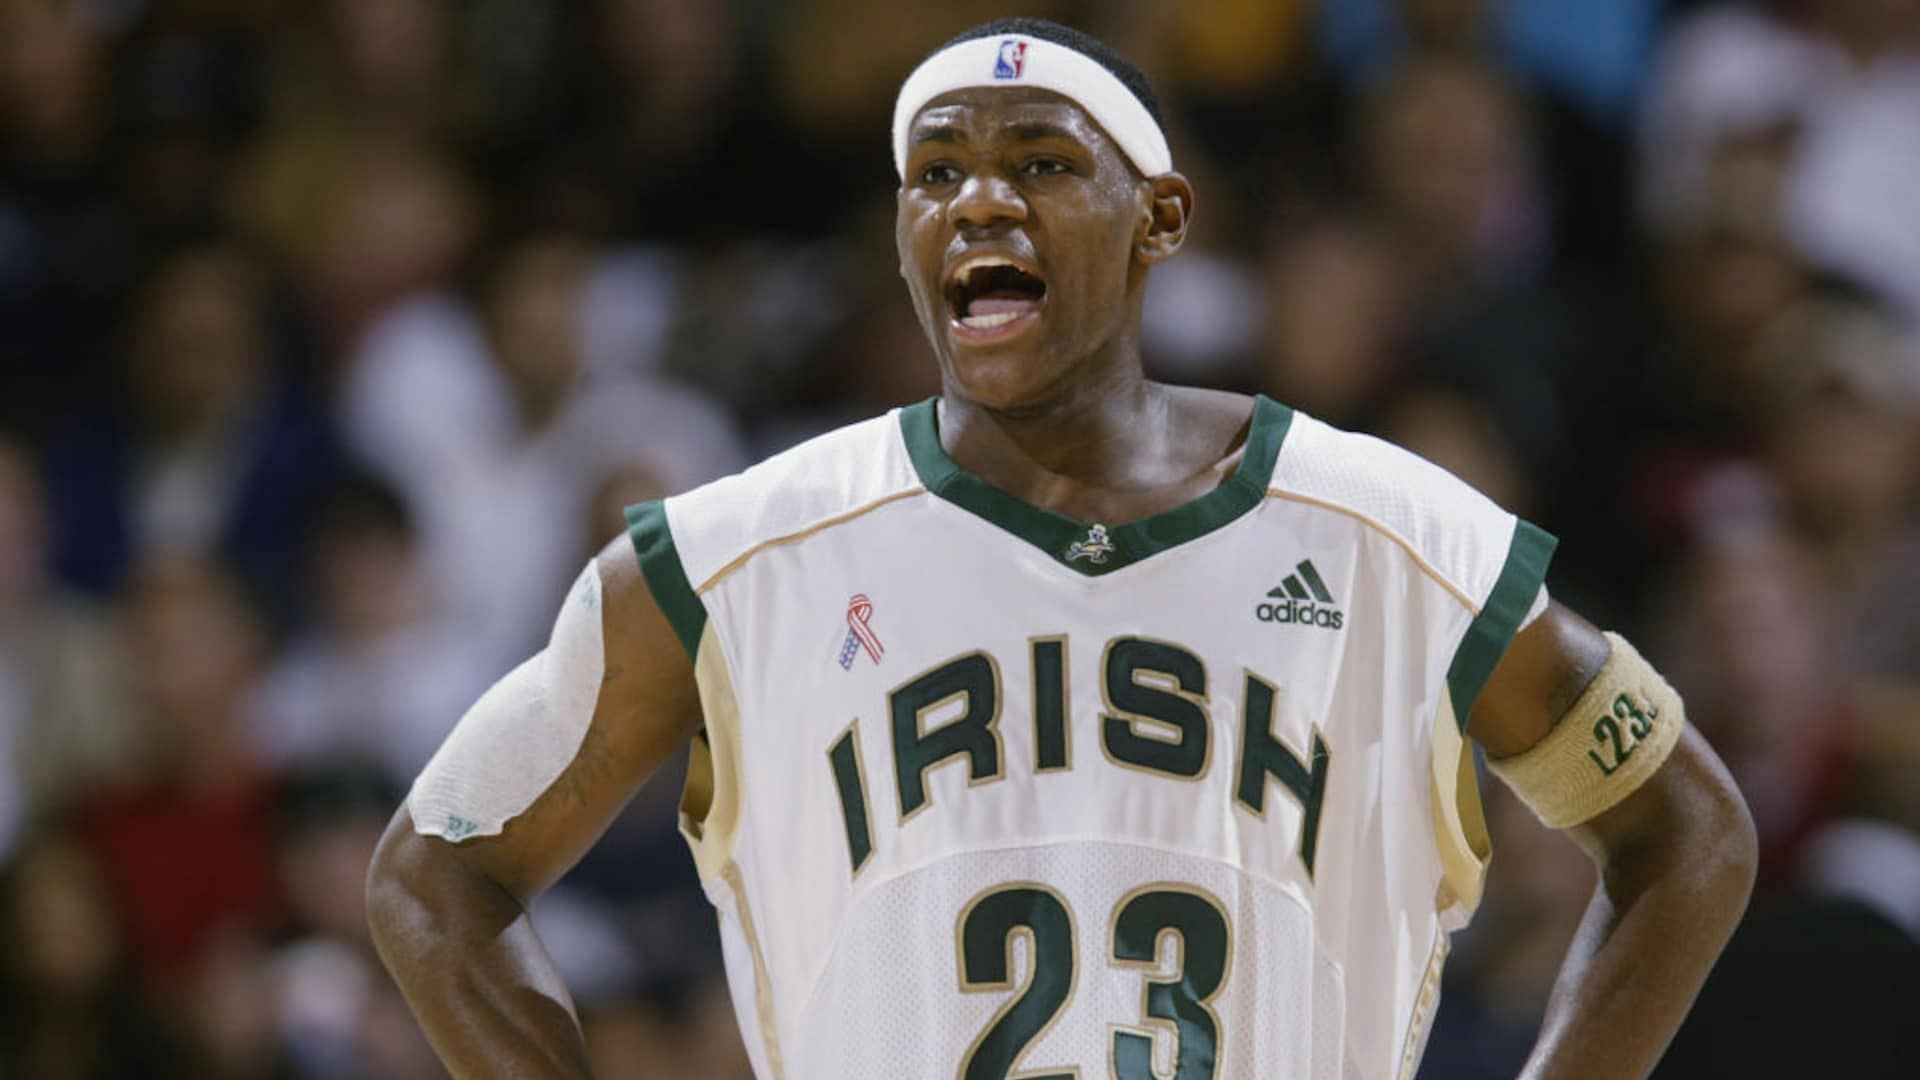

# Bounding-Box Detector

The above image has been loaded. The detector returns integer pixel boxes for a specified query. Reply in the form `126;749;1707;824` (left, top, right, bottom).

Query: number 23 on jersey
959;882;1230;1080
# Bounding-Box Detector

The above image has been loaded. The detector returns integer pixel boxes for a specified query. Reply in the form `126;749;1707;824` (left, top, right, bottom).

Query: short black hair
313;470;413;546
939;17;1165;131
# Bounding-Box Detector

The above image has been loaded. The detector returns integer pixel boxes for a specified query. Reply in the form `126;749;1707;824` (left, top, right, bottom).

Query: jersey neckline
898;395;1295;577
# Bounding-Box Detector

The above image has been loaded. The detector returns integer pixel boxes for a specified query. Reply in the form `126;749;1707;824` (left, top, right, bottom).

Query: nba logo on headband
993;39;1027;79
892;29;1172;178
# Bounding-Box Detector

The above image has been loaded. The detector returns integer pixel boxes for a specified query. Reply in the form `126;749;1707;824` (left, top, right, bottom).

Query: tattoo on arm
551;724;619;810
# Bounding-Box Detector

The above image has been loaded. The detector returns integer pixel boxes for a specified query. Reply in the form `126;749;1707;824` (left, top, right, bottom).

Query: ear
1135;172;1195;264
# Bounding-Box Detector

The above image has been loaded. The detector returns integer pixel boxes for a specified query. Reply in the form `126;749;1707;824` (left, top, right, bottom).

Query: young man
369;19;1756;1079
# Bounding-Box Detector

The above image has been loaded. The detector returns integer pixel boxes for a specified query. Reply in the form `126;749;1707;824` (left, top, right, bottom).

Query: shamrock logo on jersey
1065;523;1116;565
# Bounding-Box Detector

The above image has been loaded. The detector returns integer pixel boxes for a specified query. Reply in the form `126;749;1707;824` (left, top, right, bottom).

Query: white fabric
406;561;605;841
661;413;917;592
666;404;1542;1079
1636;7;1822;231
1785;60;1920;324
1270;413;1534;614
342;291;749;662
892;34;1172;179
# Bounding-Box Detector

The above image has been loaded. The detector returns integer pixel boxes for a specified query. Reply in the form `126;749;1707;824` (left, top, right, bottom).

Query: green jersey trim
625;500;706;660
1446;520;1558;731
899;395;1295;576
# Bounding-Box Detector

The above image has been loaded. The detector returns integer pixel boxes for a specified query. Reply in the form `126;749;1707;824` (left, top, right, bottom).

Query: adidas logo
1256;560;1345;629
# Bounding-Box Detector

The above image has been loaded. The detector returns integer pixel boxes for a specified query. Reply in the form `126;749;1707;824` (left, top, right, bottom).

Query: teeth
952;255;1021;289
960;310;1023;329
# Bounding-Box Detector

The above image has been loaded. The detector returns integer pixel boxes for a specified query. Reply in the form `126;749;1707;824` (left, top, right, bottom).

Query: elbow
1667;728;1759;917
365;809;429;966
1604;735;1759;931
1706;771;1759;912
1669;750;1758;931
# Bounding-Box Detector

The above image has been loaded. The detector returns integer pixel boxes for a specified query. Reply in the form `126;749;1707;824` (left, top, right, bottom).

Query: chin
944;348;1064;412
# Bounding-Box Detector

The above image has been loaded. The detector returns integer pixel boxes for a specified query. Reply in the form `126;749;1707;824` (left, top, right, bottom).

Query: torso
628;398;1553;1080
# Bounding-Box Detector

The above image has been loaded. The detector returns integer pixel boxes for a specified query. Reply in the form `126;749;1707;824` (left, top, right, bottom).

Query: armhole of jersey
1431;694;1490;922
625;501;740;879
625;500;707;660
681;620;745;880
1432;517;1556;922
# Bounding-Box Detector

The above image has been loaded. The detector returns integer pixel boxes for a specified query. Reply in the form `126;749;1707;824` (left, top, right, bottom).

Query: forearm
1519;790;1755;1078
367;822;592;1079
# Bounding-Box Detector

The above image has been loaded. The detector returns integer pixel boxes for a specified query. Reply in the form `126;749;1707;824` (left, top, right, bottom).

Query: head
893;19;1193;411
0;829;123;1003
128;241;269;444
0;0;104;146
273;763;399;944
1360;55;1533;284
310;473;424;642
1259;214;1405;424
121;555;266;773
1760;290;1920;554
328;0;448;96
483;233;592;425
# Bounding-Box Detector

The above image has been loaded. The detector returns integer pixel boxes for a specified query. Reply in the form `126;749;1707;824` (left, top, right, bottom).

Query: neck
940;339;1161;488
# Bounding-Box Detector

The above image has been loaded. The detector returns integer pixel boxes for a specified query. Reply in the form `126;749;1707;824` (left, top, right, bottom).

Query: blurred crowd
2;0;1917;1077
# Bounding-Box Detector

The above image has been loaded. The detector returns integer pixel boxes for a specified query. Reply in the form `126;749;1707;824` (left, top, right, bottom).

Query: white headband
891;35;1173;180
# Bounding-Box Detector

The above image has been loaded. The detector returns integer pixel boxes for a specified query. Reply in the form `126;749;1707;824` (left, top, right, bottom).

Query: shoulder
1266;410;1554;613
625;406;920;597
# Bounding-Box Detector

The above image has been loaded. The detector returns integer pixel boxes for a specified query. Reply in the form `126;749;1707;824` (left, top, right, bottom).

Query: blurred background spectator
2;0;1917;1076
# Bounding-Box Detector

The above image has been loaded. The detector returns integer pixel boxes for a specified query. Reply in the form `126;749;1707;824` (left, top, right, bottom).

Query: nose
947;172;1027;233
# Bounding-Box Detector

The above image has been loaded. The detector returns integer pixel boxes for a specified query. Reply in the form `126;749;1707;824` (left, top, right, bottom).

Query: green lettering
1032;638;1070;771
1235;672;1330;876
1102;638;1210;779
891;652;1001;820
827;723;874;875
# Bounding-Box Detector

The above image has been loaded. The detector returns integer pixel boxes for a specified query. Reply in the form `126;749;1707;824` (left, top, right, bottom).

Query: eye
1021;157;1070;177
919;162;961;186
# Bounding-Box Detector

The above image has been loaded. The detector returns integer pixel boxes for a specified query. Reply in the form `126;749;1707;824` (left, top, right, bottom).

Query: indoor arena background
2;1;1918;1077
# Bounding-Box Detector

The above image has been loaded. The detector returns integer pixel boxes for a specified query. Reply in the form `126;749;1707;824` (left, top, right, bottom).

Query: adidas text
1256;599;1345;629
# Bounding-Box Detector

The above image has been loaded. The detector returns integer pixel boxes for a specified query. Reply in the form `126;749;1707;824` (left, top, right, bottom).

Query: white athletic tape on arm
1488;632;1686;830
407;560;606;841
892;35;1172;179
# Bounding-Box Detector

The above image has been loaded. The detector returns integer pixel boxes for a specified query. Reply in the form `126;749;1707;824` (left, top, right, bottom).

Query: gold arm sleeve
1486;632;1685;830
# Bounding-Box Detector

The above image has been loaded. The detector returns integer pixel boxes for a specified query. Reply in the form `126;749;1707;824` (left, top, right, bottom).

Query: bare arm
366;538;704;1078
1470;602;1758;1080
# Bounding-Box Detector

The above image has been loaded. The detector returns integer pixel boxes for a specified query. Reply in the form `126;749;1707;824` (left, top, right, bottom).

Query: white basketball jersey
624;397;1553;1080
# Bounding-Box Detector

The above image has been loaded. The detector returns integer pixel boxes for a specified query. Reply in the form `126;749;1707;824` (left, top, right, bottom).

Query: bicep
1466;600;1610;758
412;536;705;901
1469;600;1752;865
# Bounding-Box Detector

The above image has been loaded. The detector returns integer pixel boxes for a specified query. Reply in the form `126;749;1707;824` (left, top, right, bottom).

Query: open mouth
945;257;1047;336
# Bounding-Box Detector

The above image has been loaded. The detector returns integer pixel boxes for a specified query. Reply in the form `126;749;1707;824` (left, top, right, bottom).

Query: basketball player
369;19;1756;1079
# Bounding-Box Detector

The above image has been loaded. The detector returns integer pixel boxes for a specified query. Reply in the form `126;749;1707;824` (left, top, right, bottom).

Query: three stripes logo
1257;560;1345;629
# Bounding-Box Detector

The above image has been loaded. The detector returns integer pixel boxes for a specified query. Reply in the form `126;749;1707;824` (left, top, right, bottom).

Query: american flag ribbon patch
838;593;885;670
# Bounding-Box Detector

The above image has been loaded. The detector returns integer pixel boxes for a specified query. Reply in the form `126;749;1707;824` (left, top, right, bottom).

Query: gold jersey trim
1263;488;1481;614
695;487;927;595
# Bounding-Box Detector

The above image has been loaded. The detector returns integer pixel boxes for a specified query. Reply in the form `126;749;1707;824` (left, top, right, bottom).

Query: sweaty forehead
909;86;1114;151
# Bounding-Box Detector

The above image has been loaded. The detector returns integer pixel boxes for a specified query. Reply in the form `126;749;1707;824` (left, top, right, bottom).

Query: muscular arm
1470;602;1757;1080
365;538;704;1078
